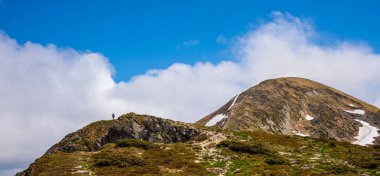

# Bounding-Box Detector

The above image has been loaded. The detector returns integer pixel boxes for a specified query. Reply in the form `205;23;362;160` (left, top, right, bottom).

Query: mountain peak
196;77;380;146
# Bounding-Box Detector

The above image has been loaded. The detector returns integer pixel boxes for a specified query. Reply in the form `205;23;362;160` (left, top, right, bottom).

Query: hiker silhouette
112;113;115;120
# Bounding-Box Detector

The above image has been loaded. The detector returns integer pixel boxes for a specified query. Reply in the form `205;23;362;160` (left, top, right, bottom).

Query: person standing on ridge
112;113;115;120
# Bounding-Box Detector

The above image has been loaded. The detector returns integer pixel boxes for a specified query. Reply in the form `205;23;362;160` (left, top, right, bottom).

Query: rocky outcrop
45;112;200;155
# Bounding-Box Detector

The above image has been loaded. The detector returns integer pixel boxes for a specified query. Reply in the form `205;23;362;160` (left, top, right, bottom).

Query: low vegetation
115;139;157;149
217;140;271;155
21;130;380;176
89;141;208;175
92;151;146;167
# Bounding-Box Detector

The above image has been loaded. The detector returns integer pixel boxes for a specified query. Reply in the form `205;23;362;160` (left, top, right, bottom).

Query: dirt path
71;152;93;175
195;131;230;176
198;131;227;148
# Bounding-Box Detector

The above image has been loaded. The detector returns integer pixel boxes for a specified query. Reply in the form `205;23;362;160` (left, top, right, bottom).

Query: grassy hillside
23;129;380;176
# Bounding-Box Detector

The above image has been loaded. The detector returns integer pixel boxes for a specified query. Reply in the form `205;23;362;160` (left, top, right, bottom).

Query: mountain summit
196;77;380;146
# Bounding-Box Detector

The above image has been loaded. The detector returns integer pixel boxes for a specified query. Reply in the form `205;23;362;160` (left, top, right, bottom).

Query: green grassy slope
22;130;380;176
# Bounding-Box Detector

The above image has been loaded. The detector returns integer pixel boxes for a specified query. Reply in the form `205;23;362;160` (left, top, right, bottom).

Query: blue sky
1;0;380;81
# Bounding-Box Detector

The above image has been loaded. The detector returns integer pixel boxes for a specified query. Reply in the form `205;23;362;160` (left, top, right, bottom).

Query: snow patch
348;104;356;107
353;119;379;146
305;115;314;121
344;109;365;115
205;114;227;126
292;130;310;137
228;93;240;110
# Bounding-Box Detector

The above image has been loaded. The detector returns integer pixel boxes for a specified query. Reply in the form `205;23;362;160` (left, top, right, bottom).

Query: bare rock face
103;114;199;144
45;113;200;155
196;77;380;145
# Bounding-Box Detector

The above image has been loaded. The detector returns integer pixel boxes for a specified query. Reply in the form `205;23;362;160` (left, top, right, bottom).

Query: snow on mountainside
204;94;240;127
228;94;240;110
292;130;310;137
345;109;366;115
205;114;227;126
353;119;380;146
305;115;314;121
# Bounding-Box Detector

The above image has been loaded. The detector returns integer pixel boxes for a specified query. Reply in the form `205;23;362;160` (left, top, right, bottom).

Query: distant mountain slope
196;77;380;146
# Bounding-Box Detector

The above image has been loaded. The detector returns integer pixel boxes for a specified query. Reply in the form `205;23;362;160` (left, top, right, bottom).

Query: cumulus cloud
0;32;124;174
2;12;380;174
237;12;380;103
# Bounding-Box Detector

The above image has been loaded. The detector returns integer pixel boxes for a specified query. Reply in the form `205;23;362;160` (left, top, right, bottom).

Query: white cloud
0;32;124;174
237;12;380;104
2;12;380;174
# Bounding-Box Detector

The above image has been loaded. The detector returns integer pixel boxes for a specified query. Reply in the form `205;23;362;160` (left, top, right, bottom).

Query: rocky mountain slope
196;77;380;146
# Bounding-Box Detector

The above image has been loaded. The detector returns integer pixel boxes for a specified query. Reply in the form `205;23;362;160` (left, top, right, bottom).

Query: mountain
196;77;380;146
17;78;380;175
17;114;380;176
